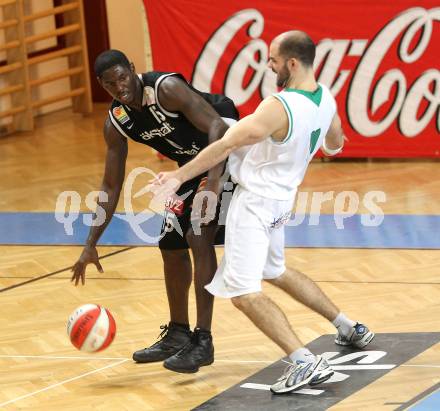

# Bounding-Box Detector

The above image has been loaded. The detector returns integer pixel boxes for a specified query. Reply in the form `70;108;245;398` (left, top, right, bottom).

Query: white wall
24;0;71;115
105;0;152;73
0;0;151;127
0;0;77;123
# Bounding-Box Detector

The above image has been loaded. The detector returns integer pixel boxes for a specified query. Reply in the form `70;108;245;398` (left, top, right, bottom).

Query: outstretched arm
85;118;128;247
159;76;229;186
156;96;287;188
71;118;127;285
322;113;344;156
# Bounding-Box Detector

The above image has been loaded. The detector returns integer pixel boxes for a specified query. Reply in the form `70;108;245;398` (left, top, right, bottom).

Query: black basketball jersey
108;71;239;166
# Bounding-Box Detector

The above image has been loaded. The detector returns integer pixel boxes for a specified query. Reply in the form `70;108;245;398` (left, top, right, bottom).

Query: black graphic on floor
193;333;440;411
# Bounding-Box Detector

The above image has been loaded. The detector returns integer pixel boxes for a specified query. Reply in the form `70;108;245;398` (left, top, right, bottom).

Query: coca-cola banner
144;1;439;157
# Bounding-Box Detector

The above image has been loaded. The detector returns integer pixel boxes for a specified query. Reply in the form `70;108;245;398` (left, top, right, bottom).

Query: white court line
2;356;439;368
215;359;273;364
240;383;324;395
0;354;129;361
217;361;396;370
216;360;440;369
333;365;395;370
0;356;438;407
0;358;129;408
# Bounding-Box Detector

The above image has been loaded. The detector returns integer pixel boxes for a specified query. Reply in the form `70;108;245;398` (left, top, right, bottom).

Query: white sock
333;312;356;336
288;347;316;364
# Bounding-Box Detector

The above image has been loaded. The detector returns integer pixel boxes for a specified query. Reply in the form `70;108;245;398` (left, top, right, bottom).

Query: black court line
0;276;164;281
1;276;440;285
1;276;439;285
0;246;134;293
394;381;440;411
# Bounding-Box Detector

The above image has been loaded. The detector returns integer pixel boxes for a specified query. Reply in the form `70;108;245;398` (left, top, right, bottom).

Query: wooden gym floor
0;106;439;410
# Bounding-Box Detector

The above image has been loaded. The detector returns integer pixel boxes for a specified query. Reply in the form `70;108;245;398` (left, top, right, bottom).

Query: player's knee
231;295;245;310
265;272;284;286
231;293;259;310
160;248;190;265
185;229;196;246
186;227;215;250
160;249;192;285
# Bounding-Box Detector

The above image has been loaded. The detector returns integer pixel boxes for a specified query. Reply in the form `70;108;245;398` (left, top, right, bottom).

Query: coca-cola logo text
192;7;440;138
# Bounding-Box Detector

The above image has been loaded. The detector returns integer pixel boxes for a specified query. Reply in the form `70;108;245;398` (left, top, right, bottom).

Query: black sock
194;327;211;334
170;321;190;330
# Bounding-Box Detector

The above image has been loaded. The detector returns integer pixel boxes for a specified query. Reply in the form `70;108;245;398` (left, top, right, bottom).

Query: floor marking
331;364;395;370
2;356;438;368
240;383;271;391
3;276;439;285
395;383;440;411
215;359;273;364
0;247;134;293
401;364;440;369
216;360;396;370
4;212;440;249
240;383;324;395
0;354;130;361
2;355;439;406
0;358;129;407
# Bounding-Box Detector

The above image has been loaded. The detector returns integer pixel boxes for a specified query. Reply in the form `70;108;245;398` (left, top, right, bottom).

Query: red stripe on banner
143;0;440;157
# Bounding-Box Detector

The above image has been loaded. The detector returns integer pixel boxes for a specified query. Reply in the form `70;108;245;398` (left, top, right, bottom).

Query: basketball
67;304;116;352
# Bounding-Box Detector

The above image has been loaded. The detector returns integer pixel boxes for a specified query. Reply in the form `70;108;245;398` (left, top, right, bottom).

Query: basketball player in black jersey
70;50;239;373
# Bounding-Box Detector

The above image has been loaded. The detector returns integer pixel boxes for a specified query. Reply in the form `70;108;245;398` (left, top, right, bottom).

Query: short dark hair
94;49;130;77
278;32;316;67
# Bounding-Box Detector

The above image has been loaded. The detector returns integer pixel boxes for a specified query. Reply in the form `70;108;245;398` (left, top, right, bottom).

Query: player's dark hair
278;32;316;67
94;49;130;77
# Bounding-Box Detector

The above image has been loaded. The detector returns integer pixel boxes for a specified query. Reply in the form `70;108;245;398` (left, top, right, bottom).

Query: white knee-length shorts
205;186;294;298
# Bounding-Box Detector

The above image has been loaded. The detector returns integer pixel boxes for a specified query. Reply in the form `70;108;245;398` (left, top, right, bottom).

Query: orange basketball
67;304;116;352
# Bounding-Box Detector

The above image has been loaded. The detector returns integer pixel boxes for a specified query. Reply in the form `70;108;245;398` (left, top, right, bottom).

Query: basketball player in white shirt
153;30;374;394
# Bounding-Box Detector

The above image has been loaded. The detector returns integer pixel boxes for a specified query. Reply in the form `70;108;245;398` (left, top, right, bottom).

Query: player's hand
151;171;181;189
132;171;183;212
71;246;103;286
147;171;182;200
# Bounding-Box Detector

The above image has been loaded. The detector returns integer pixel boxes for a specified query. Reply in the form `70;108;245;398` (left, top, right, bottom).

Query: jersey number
149;105;166;124
310;128;321;154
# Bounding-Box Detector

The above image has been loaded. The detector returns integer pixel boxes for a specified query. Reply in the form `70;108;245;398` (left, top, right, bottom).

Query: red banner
144;1;440;157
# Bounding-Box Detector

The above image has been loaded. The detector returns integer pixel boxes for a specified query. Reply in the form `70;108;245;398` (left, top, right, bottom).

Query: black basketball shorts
158;174;234;250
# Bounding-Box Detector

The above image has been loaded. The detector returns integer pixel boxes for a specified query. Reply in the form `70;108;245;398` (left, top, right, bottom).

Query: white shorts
205;186;294;298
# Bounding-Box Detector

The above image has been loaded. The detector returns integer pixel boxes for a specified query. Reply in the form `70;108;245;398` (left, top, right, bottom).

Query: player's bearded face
276;60;291;88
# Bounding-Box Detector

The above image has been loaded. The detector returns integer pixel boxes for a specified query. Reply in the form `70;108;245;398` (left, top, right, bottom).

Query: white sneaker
335;323;375;349
270;355;334;394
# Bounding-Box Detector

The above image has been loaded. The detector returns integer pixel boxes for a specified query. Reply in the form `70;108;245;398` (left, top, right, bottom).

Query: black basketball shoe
163;328;214;373
133;322;192;363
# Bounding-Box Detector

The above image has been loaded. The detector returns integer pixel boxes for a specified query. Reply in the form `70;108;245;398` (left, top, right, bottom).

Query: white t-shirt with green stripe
228;83;336;201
